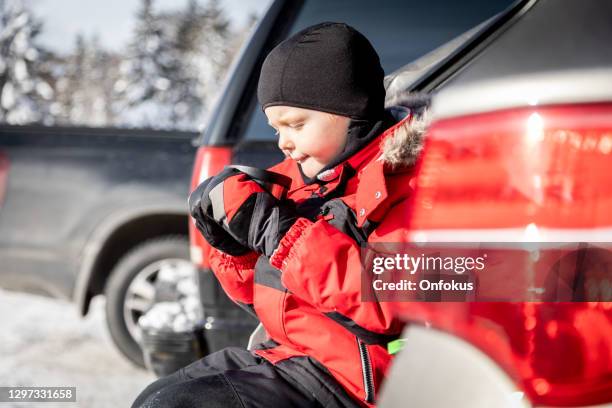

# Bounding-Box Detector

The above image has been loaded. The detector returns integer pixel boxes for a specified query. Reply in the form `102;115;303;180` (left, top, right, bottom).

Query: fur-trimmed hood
379;109;430;169
379;96;431;169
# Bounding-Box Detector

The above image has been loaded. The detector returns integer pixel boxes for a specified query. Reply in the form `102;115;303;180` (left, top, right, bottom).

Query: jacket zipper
357;337;375;403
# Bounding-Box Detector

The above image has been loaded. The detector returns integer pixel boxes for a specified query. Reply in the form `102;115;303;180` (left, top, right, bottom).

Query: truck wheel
104;235;191;367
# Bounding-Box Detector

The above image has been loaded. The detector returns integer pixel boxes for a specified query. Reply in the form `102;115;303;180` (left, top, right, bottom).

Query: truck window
242;0;513;141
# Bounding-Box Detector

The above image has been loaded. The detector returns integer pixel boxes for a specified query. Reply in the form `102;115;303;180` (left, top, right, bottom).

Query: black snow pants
131;346;361;408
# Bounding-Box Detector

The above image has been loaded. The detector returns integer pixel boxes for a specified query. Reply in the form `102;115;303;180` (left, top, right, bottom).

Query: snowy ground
0;289;155;408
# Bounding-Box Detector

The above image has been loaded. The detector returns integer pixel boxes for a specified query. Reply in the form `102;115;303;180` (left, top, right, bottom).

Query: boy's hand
190;169;297;258
188;178;252;256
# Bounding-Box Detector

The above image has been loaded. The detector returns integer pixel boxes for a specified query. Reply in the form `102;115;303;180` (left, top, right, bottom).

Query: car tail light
188;146;232;268
394;103;612;406
0;152;9;207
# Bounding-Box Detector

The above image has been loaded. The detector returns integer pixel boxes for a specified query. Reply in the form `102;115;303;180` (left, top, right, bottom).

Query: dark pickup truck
0;125;196;366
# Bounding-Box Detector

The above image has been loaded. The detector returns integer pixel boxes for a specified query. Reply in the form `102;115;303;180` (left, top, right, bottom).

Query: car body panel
0;125;195;302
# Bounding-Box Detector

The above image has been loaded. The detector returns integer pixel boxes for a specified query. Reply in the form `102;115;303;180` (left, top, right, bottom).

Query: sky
30;0;272;54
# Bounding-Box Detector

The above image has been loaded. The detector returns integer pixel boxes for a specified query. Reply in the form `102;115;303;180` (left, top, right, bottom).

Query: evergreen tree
173;0;234;130
95;44;122;126
167;0;205;129
113;0;254;130
114;0;181;128
53;34;86;125
196;0;233;102
52;34;119;127
0;0;54;124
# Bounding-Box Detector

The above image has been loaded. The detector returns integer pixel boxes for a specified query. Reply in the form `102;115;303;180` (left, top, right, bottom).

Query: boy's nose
278;132;295;153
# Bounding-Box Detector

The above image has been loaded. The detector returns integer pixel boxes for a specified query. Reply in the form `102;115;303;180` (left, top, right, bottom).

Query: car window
242;0;513;141
384;17;494;103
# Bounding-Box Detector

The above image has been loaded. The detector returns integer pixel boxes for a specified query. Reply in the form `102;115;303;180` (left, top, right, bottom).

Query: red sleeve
270;218;403;339
209;249;259;305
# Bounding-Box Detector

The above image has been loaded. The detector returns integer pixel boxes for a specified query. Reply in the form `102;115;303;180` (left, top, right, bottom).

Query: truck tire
104;235;191;367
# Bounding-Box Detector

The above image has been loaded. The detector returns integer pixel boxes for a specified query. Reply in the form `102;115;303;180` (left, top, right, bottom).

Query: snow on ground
0;288;155;408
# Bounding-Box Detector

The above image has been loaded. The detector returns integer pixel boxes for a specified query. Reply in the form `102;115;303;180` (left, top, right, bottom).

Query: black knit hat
257;22;385;120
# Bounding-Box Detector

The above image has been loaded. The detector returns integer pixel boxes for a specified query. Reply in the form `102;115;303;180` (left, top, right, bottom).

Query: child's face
265;105;350;178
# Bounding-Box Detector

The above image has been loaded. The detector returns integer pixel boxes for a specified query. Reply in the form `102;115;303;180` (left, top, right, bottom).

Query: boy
133;22;425;408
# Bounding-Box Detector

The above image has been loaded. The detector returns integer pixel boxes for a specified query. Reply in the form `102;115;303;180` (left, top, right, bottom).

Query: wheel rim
123;258;195;344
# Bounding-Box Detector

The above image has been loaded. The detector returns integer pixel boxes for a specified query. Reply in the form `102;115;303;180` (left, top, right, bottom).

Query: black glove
189;168;297;258
230;192;298;258
188;177;251;256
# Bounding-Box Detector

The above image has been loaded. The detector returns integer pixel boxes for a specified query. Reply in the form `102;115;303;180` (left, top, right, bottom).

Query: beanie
257;22;385;120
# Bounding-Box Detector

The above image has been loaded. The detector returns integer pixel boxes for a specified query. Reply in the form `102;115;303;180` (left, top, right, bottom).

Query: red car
379;0;611;406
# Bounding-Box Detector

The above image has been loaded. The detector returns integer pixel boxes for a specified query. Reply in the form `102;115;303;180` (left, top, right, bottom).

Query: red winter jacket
209;115;422;406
